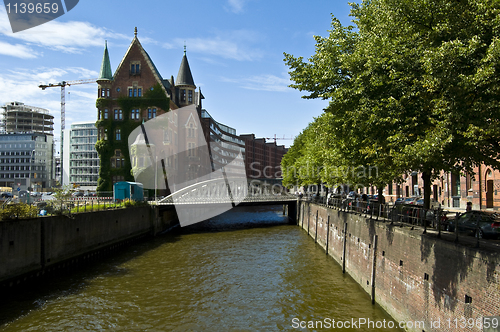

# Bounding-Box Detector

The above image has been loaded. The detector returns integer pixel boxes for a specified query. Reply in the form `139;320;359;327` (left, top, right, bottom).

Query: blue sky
0;0;353;150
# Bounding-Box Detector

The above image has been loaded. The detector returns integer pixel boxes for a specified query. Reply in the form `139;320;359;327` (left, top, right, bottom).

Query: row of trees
282;0;500;208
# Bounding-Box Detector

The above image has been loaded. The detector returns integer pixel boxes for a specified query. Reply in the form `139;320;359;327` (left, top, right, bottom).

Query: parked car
414;198;441;209
72;192;84;197
347;191;359;199
394;197;406;205
0;192;13;198
402;197;420;205
446;211;500;239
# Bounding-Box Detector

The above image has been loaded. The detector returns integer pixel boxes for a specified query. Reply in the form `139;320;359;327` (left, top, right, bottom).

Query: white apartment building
62;122;99;190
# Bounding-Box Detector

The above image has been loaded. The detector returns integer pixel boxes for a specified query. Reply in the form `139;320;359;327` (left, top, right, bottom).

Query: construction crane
266;134;295;142
39;78;97;183
39;79;97;131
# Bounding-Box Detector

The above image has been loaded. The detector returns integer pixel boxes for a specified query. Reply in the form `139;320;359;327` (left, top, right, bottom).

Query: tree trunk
378;186;384;204
422;170;431;210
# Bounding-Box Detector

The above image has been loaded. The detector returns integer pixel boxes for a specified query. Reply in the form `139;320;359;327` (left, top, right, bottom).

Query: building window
129;88;133;97
138;88;142;97
104;109;109;119
112;176;124;184
106;88;110;97
188;90;193;103
131;109;140;120
163;129;171;143
113;109;122;120
181;89;186;102
188;123;195;137
188;142;196;157
130;63;140;75
147;108;157;119
111;150;124;169
115;128;121;141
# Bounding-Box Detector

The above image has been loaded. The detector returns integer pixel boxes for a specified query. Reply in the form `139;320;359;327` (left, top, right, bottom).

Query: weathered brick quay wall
298;201;500;332
0;205;179;288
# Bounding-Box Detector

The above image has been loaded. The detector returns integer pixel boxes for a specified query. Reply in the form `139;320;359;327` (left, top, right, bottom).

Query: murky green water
0;206;399;331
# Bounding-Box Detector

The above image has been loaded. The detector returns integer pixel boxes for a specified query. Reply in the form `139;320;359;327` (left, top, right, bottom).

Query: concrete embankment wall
0;205;178;287
298;201;500;332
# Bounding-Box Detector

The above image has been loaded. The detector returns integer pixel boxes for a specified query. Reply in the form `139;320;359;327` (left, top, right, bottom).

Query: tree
284;0;500;208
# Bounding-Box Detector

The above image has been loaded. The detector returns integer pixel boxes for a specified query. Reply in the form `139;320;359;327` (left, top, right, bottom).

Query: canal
0;206;399;331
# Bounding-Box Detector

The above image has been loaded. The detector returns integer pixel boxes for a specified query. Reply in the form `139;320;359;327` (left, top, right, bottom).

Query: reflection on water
0;206;399;331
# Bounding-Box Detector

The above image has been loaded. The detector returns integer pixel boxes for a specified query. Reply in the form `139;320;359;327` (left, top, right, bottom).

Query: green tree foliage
284;0;500;207
0;203;38;220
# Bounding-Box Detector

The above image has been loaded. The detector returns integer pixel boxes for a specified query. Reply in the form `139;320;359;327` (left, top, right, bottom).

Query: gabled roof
176;49;195;87
113;28;168;96
98;41;113;80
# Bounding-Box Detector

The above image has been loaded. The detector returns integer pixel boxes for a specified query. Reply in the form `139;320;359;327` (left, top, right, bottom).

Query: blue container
113;182;144;201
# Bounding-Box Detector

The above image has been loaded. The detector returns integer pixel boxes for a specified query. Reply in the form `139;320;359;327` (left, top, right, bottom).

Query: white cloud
0;40;38;58
173;30;263;61
220;74;292;92
226;0;246;13
0;6;128;54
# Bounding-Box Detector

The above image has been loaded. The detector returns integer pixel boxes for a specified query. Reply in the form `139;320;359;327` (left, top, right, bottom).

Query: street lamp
30;149;35;192
155;156;158;204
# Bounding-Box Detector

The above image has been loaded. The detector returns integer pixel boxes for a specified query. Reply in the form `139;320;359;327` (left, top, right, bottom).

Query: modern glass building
62;122;99;190
0;133;55;190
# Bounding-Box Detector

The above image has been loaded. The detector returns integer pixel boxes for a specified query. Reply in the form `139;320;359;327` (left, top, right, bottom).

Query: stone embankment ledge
297;201;500;332
0;205;178;288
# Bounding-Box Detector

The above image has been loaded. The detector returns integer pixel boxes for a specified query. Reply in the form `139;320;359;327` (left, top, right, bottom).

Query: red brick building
95;28;287;193
375;165;500;210
240;134;287;183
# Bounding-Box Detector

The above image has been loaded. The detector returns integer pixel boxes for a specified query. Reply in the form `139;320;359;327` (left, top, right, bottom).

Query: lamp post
28;149;35;204
155;156;158;204
29;149;35;192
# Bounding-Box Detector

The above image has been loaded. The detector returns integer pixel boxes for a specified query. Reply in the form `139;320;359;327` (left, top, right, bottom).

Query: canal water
0;206;399;331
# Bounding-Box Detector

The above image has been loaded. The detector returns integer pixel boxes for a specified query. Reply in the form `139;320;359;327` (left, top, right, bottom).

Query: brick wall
298;201;500;332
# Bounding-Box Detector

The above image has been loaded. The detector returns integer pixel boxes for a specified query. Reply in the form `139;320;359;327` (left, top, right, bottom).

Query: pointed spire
176;47;195;87
98;41;113;80
134;27;137;38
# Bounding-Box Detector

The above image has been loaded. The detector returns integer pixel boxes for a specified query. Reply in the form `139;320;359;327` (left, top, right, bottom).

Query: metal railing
304;196;498;248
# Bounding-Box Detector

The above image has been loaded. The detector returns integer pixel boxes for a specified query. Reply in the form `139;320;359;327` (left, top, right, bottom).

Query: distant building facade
383;167;500;211
0;102;55;190
62;122;99;190
240;134;287;184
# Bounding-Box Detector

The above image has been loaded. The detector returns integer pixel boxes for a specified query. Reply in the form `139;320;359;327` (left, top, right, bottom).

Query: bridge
155;177;297;227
